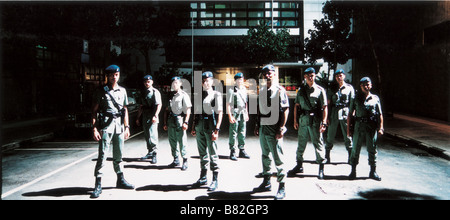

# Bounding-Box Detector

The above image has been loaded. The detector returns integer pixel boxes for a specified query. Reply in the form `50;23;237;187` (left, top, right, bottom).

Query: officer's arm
124;106;129;128
322;105;328;125
184;107;191;124
92;103;99;132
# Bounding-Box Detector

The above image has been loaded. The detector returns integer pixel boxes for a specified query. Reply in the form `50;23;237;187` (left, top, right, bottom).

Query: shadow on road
356;189;438;200
22;187;114;197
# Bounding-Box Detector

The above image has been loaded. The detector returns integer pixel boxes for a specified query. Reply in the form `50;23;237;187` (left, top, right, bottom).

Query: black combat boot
181;158;188;171
169;156;180;168
230;149;237;161
116;173;135;189
325;149;331;164
151;151;157;164
369;166;382;181
287;162;303;177
275;183;286;200
239;149;250;159
253;175;271;192
90;177;102;198
193;169;208;187
208;172;219;191
318;164;325;179
349;165;357;180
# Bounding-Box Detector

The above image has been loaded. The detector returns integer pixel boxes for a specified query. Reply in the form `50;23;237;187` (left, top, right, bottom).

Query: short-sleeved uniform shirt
140;87;162;123
169;90;192;115
259;84;289;129
94;85;128;134
350;93;382;119
295;83;327;126
328;83;355;120
226;86;248;114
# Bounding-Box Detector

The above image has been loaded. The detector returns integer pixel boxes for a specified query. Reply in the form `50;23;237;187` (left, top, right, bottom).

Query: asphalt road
2;129;449;200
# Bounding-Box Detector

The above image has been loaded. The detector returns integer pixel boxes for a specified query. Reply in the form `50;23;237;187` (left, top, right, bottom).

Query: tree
238;24;291;66
304;1;354;78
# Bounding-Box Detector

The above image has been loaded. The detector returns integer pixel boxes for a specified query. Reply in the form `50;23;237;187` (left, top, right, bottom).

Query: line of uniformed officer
91;64;383;199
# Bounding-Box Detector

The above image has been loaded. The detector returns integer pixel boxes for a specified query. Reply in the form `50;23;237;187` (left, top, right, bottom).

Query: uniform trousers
94;130;124;177
260;125;286;183
296;116;326;164
195;118;219;171
229;112;246;150
168;116;187;159
349;122;378;166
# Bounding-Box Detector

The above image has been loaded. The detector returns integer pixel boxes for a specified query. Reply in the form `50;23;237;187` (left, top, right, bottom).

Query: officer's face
171;80;181;91
107;72;120;85
335;73;345;83
263;70;275;82
144;79;153;89
360;82;372;93
304;73;316;84
202;77;213;90
235;78;244;87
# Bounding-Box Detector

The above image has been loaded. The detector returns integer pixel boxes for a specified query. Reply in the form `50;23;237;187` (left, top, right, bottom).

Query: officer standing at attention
253;65;289;200
347;77;384;181
163;76;192;170
226;72;250;161
91;64;135;198
288;67;328;179
191;71;223;191
136;75;162;164
325;69;355;163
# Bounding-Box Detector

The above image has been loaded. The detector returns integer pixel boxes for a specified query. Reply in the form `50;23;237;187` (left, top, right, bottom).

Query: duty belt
103;112;122;119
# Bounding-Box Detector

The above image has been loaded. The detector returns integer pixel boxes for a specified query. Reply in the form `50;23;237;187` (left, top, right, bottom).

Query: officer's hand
124;128;130;140
191;129;196;136
182;123;188;131
319;125;327;133
136;119;140;127
254;128;259;137
294;122;299;130
93;129;101;142
163;125;168;131
229;116;236;124
212;131;219;141
152;116;158;123
378;129;384;136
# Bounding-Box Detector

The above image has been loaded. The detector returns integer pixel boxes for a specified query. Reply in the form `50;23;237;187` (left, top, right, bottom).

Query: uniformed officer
325;69;355;163
136;75;162;164
226;72;250;161
289;67;328;179
347;77;384;181
91;64;134;198
163;76;192;170
253;65;289;200
191;71;223;191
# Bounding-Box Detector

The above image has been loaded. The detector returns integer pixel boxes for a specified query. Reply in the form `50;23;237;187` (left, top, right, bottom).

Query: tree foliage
304;1;354;73
237;24;291;66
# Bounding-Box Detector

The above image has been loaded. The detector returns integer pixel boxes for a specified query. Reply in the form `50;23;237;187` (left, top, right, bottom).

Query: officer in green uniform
136;75;162;164
163;76;192;170
191;71;223;191
226;72;250;161
91;65;134;198
325;69;355;163
289;67;328;179
347;77;384;181
253;65;289;200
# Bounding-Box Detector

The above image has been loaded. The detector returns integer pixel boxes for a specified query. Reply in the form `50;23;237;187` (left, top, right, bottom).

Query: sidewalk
384;113;450;160
1;116;65;152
